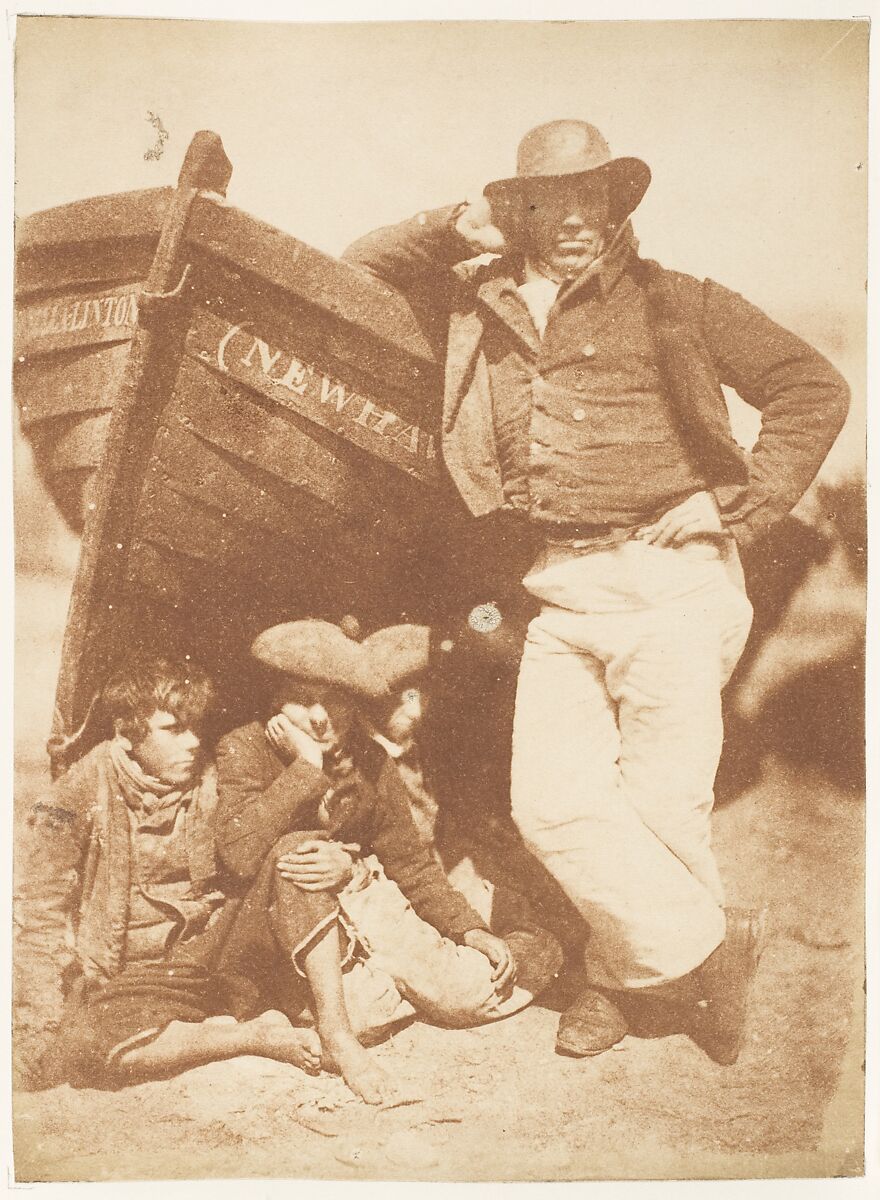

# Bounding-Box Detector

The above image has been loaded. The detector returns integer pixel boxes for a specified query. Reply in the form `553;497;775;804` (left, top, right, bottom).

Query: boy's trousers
337;857;534;1032
511;537;753;991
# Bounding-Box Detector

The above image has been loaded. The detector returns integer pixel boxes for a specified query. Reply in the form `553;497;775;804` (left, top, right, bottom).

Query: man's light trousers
511;537;753;990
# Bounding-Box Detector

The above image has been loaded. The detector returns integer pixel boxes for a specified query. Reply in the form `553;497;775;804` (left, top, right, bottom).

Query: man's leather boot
555;987;628;1057
648;906;768;1065
689;906;768;1065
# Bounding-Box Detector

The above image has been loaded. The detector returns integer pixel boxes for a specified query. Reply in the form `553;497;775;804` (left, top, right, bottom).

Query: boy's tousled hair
100;653;217;744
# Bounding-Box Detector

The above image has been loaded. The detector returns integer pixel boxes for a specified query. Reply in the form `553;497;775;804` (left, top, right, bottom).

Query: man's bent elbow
340;233;390;278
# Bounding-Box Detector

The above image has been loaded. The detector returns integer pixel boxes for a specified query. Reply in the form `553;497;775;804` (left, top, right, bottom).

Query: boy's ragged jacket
215;721;488;942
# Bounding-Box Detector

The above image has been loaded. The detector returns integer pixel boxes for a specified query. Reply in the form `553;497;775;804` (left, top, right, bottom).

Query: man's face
521;175;612;281
129;709;203;788
278;682;357;754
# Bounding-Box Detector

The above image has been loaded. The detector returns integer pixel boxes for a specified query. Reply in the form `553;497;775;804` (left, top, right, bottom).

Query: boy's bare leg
116;1010;322;1081
301;922;392;1105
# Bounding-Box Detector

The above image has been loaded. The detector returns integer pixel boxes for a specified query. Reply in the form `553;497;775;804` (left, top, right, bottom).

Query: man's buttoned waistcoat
343;206;850;551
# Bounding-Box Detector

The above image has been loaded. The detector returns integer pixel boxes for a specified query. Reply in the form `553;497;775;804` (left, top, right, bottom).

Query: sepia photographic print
8;9;872;1187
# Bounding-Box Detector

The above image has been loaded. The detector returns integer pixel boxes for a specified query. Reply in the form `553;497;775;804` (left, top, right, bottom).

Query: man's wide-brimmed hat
484;120;651;225
251;619;430;700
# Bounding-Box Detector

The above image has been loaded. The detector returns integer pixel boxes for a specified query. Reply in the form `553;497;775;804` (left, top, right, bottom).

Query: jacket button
572;407;586;422
582;343;596;358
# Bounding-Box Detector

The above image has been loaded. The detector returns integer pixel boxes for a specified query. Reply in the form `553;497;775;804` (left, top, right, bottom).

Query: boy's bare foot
322;1031;391;1105
247;1010;322;1074
117;1011;323;1081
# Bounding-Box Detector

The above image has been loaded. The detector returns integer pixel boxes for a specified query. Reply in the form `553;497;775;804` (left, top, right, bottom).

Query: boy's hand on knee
276;840;359;891
463;929;516;994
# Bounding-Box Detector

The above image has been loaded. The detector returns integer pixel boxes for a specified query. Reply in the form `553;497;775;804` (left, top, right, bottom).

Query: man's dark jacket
343;206;850;550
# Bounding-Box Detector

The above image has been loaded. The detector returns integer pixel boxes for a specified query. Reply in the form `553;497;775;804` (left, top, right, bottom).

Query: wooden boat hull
15;133;465;767
15;189;168;529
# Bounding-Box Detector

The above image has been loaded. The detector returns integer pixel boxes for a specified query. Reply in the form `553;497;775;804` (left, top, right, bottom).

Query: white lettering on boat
211;321;437;474
25;290;139;341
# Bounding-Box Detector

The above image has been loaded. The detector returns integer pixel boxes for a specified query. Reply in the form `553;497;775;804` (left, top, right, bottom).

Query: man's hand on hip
635;490;726;548
463;928;516;994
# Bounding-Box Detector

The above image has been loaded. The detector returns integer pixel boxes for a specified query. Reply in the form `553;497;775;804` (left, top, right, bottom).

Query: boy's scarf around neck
109;736;185;821
107;738;219;885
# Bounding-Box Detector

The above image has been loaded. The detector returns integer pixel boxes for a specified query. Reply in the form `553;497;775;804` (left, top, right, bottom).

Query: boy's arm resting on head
214;726;330;882
368;759;489;941
700;279;850;548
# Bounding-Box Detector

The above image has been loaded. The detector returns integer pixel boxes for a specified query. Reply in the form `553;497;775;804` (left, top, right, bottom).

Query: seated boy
215;620;563;1104
14;654;323;1091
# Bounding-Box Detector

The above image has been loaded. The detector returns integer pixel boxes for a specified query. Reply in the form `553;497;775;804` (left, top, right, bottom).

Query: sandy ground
12;572;866;1183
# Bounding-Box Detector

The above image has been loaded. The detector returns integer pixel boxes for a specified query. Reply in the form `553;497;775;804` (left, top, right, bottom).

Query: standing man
343;120;849;1063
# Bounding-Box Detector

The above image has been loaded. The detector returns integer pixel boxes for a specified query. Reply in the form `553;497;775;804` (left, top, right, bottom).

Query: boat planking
15;131;467;773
